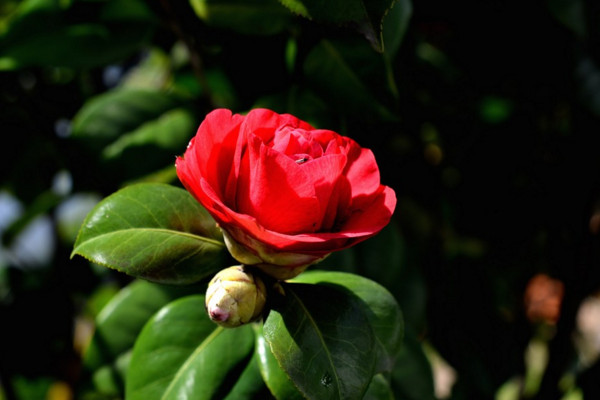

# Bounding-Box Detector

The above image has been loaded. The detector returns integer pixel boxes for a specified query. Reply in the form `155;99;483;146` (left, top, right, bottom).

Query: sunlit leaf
71;89;183;145
255;324;304;400
224;350;272;400
293;270;404;373
102;108;195;160
263;282;376;400
126;295;255;400
84;279;201;371
72;183;226;284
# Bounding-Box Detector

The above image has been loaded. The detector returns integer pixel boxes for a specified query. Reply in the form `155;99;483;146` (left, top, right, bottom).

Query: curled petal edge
222;229;329;280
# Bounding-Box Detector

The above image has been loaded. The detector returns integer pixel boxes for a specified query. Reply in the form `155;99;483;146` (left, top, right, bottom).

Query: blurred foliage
2;0;600;399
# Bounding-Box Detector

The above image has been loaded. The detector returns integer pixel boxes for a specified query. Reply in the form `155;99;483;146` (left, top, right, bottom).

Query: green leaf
71;88;183;146
84;279;201;371
126;295;255;400
91;350;131;396
0;0;156;70
391;328;436;400
382;0;412;59
263;282;376;400
224;350;272;400
303;40;395;121
0;0;62;40
277;0;395;51
363;374;394;400
102;108;196;160
254;324;304;400
190;0;291;36
252;86;336;129
293;270;404;373
72;183;226;284
119;47;173;90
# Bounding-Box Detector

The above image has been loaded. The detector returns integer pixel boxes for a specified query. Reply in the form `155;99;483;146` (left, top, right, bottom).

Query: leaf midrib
288;286;342;398
73;227;225;253
160;326;224;400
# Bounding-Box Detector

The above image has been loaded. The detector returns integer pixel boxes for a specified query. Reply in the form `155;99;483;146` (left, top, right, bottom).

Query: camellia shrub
13;0;600;399
72;108;403;399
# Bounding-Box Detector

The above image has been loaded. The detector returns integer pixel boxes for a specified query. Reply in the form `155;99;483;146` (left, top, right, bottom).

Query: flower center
272;126;324;163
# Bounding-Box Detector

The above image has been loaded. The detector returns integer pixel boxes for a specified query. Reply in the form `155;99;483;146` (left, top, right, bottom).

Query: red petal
344;141;381;198
192;109;243;200
338;185;397;235
297;154;347;231
240;109;313;143
236;135;320;234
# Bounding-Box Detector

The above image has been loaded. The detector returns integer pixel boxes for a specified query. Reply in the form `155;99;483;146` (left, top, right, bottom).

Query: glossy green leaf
72;183;226;284
391;328;436;400
254;324;304;400
224;350;272;400
126;295;255;400
293;270;404;373
263;282;376;400
102;108;195;160
84;279;201;371
363;374;394;400
303;40;395;121
71;89;183;145
190;0;291;35
277;0;395;51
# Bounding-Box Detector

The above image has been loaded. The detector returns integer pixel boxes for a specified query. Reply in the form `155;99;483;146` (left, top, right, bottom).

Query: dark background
2;0;600;399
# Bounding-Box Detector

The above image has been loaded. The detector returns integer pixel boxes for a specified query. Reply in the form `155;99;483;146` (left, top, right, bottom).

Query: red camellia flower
176;109;396;279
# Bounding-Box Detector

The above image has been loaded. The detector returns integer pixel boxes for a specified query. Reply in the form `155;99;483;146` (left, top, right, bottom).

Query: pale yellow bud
205;266;267;328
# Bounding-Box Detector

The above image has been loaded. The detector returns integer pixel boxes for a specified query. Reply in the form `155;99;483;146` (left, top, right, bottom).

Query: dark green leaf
71;89;183;145
363;374;394;400
547;0;585;37
84;279;201;371
102;108;196;160
382;0;412;59
277;0;395;51
126;295;255;400
0;23;153;70
263;282;376;400
0;0;156;70
303;40;395;121
0;0;62;42
254;324;304;400
91;350;131;396
293;270;404;373
190;0;291;35
72;183;226;284
252;86;336;129
391;328;436;400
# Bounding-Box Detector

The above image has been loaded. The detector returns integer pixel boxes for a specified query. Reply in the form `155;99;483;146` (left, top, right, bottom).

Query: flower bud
205;266;267;328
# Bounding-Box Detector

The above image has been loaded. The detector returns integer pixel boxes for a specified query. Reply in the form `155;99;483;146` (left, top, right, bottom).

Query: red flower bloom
176;109;396;279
